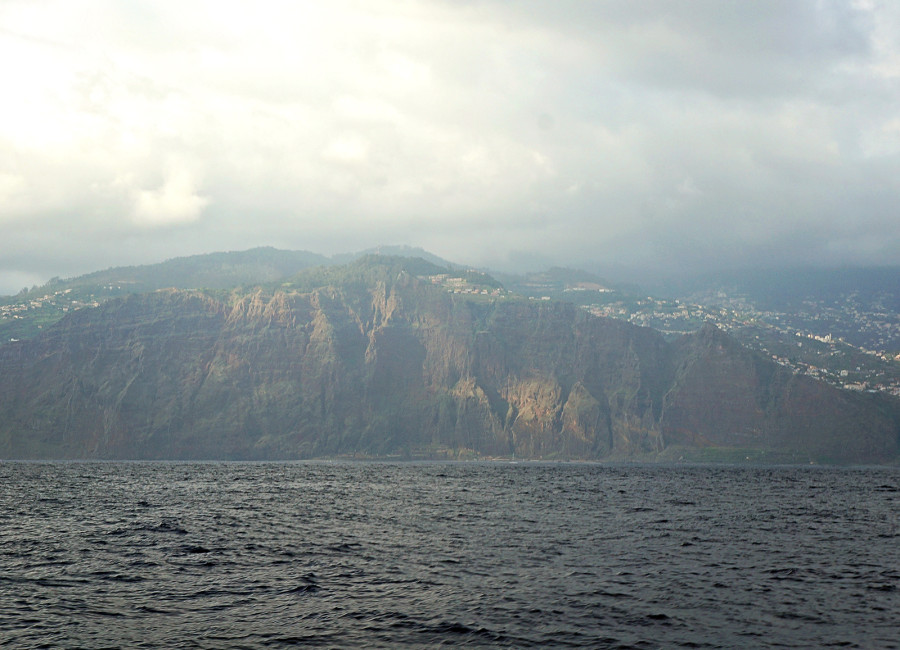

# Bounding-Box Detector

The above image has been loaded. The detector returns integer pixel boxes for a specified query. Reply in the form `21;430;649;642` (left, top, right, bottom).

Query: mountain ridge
1;256;897;462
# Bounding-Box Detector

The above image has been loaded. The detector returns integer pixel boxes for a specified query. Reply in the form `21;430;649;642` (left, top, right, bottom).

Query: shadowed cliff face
0;262;897;461
660;324;900;462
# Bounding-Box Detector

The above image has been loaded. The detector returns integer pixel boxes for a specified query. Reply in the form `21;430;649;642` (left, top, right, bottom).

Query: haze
2;0;900;295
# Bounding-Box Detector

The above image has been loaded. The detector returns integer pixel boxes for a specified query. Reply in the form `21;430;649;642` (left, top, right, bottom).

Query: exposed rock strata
0;262;897;461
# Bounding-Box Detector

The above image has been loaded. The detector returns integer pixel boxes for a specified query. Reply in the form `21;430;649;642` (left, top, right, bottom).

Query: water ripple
0;462;898;648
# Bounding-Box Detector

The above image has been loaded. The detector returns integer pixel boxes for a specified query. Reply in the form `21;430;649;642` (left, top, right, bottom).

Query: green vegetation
1;253;898;462
0;247;328;346
657;446;823;465
4;247;898;400
279;255;448;294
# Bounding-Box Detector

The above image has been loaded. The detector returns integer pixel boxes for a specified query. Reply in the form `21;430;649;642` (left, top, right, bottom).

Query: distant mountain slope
1;256;896;462
332;245;457;269
49;247;330;293
0;247;330;345
679;267;900;311
667;266;900;357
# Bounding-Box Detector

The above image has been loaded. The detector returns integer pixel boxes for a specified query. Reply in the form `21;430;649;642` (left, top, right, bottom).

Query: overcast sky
2;0;899;294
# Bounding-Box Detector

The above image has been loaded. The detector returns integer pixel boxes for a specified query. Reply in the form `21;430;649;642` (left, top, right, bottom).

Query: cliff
0;258;897;462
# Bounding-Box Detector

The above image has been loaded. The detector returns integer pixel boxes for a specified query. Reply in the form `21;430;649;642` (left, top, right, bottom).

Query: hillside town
585;295;900;398
0;287;105;342
426;273;507;298
4;271;900;398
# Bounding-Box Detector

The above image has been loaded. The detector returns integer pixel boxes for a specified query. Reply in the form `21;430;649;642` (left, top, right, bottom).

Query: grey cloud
470;0;873;97
1;0;899;295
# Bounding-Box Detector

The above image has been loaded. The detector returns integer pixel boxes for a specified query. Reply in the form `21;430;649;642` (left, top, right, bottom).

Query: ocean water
1;462;897;649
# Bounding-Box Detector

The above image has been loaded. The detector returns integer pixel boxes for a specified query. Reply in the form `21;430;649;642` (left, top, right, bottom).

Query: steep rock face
466;301;670;457
660;325;899;462
0;291;228;457
0;264;897;461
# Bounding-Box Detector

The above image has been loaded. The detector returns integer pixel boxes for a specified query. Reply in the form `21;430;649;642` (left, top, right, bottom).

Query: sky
2;0;900;294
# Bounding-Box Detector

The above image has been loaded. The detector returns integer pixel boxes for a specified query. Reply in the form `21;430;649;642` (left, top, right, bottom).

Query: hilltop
4;248;899;400
0;255;897;462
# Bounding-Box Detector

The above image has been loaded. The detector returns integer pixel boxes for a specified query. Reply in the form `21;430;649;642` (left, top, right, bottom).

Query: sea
1;461;897;649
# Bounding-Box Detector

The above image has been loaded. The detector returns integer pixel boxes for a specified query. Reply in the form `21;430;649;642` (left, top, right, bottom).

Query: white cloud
132;165;209;227
1;0;899;289
0;173;25;206
322;135;369;164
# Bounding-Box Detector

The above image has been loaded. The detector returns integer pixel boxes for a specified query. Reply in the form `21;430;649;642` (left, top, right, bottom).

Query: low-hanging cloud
1;0;900;294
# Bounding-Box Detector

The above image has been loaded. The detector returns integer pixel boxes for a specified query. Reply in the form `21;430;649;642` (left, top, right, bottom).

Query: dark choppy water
1;462;898;649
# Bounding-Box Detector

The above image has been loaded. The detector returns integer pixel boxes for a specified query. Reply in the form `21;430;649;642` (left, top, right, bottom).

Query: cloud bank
2;0;900;293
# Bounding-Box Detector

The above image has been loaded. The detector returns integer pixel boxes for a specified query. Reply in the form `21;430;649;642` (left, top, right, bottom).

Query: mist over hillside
0;253;897;462
4;247;899;397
